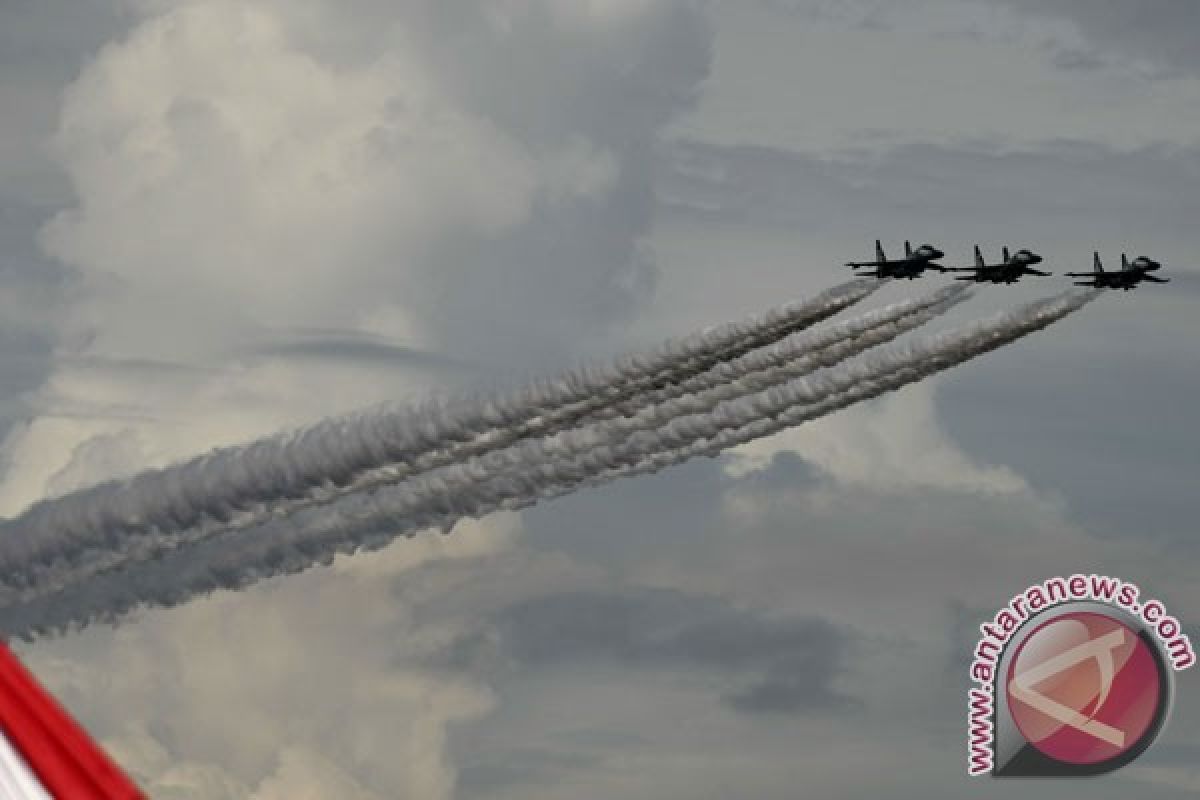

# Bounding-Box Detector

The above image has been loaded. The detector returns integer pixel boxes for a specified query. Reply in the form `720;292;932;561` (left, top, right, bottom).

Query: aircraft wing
0;643;144;799
1141;274;1170;283
1023;268;1052;276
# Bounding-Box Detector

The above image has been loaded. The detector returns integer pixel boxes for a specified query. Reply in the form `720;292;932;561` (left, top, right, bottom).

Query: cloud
659;137;1200;251
0;0;712;512
991;0;1200;76
453;444;1199;799
41;1;538;357
3;1;714;795
244;329;473;371
650;133;1200;543
21;515;516;799
674;1;1200;156
34;0;712;368
726;380;1027;494
248;749;387;800
3;4;1196;798
440;586;858;716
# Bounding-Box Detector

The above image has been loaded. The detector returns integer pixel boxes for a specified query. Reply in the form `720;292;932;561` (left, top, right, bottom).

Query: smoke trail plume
0;290;1096;637
0;285;966;595
0;280;879;578
225;289;1094;558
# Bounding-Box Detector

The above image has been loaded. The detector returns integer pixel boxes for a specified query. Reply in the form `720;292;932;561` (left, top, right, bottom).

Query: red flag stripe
0;644;144;799
0;663;113;798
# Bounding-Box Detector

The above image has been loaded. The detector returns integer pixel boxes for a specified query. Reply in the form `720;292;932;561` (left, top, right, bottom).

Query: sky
0;1;1198;797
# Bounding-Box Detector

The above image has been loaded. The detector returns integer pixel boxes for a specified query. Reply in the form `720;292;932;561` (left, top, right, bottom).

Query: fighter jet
845;240;947;280
944;245;1051;284
1066;252;1169;290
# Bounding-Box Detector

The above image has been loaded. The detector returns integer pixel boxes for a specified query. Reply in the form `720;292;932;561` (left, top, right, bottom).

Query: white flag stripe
0;733;51;800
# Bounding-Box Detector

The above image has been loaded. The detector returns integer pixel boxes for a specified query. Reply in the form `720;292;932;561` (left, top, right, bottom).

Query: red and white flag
0;643;143;799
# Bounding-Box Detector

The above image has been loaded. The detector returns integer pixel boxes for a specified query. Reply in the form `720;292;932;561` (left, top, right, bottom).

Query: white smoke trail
0;285;966;595
0;290;1096;637
238;289;1096;553
0;279;879;577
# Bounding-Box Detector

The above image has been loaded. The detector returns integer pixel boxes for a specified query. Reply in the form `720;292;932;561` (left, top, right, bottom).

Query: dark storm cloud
993;1;1200;76
0;1;134;440
451;447;1198;799
0;201;63;432
938;345;1200;548
441;585;857;716
0;1;127;73
0;0;130;194
519;449;824;570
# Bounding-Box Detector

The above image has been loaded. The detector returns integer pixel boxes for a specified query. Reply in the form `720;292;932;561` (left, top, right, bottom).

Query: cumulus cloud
21;515;517;799
5;3;1195;797
4;0;714;794
0;0;712;509
39;0;711;366
41;1;537;356
725;380;1027;494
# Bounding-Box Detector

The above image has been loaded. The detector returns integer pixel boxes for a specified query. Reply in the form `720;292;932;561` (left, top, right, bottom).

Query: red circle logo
1005;611;1163;766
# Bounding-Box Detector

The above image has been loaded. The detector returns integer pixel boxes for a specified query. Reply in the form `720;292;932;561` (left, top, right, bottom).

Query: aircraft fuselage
962;264;1034;284
1080;270;1152;290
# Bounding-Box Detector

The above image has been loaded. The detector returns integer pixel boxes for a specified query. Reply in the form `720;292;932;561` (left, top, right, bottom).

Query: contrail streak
0;280;879;584
0;285;965;596
232;289;1094;555
0;290;1096;637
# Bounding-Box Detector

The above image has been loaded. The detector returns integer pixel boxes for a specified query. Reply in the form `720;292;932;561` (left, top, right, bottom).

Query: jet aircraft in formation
1065;253;1170;291
845;240;947;280
945;246;1050;284
847;241;1169;290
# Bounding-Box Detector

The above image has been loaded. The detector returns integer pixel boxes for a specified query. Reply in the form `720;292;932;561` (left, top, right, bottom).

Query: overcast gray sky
1;1;1198;798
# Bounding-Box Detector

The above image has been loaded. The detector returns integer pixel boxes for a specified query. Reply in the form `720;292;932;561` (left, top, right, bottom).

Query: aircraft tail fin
1122;253;1132;271
904;240;913;259
876;239;886;263
1094;252;1104;273
974;245;984;269
1002;246;1011;263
